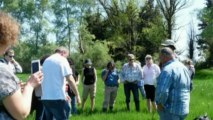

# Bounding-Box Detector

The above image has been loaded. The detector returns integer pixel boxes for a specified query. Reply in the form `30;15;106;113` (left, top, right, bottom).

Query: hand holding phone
31;60;41;74
27;71;43;88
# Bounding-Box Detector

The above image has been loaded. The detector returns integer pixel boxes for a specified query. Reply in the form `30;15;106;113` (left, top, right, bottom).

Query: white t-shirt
41;53;72;100
143;64;160;85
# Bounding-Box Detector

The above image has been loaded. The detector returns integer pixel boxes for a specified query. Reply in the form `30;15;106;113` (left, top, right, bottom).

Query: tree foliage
156;0;190;39
198;0;213;67
14;41;57;72
2;0;202;71
187;23;196;60
86;0;166;62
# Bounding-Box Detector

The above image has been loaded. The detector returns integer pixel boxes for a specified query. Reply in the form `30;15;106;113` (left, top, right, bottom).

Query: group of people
101;44;194;120
79;39;195;120
0;11;195;120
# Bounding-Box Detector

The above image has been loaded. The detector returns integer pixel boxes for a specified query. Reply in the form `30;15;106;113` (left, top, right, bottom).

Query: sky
174;0;206;61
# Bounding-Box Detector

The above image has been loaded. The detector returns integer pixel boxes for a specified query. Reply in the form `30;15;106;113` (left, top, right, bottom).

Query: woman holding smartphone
0;11;43;120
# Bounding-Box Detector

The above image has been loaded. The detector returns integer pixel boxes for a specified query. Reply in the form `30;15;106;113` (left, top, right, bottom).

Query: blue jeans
158;109;187;120
65;101;71;118
35;98;46;120
124;83;139;111
42;100;70;120
138;86;146;99
71;96;77;114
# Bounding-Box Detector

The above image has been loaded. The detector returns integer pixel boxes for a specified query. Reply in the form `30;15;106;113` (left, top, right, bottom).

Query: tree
1;0;52;56
85;0;166;61
187;22;196;60
90;0;166;60
138;0;166;60
14;41;57;72
52;0;76;52
73;0;96;54
107;0;142;60
52;0;95;54
198;0;213;67
156;0;190;39
94;0;143;60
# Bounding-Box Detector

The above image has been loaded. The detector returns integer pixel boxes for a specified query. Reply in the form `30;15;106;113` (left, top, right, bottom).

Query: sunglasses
8;55;15;58
129;59;134;61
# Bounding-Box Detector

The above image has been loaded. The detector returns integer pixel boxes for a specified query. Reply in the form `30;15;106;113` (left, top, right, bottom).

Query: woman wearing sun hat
81;59;97;112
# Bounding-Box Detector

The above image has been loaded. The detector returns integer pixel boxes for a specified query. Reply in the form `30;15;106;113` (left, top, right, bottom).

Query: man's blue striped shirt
156;59;190;115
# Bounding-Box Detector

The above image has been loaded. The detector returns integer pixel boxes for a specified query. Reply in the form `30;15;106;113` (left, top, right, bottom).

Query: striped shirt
120;62;143;83
156;59;190;115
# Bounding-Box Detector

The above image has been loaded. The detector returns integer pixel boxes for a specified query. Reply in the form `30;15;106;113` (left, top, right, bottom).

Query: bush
71;41;112;71
14;41;57;72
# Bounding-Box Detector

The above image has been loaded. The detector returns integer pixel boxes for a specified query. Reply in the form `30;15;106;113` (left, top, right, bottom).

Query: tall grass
17;69;213;120
186;69;213;119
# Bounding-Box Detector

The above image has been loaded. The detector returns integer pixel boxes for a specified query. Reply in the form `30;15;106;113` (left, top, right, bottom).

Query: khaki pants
102;86;118;109
82;84;96;100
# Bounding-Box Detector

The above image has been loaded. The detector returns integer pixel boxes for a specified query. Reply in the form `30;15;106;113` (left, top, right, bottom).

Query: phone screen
32;61;39;73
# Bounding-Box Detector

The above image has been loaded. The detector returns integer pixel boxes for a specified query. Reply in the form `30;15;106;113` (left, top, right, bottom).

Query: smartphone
31;60;40;74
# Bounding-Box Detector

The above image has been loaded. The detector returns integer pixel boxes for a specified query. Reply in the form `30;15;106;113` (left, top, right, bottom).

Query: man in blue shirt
156;47;190;120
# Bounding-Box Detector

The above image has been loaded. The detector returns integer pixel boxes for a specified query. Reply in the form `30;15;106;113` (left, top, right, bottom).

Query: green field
17;69;213;120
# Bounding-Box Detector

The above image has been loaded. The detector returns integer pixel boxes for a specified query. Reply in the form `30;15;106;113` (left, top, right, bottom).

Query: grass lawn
17;69;213;120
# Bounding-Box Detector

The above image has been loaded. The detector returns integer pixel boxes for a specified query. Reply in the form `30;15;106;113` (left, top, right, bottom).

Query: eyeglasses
8;55;14;58
146;58;151;60
129;59;134;61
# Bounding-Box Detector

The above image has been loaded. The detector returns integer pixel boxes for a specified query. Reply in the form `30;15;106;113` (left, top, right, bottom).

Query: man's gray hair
160;47;174;58
55;46;69;54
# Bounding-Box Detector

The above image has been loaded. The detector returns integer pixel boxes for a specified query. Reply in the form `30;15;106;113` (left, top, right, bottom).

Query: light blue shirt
41;53;72;100
156;59;190;115
120;62;143;83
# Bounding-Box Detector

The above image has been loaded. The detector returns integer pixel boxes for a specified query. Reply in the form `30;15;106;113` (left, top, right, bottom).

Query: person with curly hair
0;11;43;120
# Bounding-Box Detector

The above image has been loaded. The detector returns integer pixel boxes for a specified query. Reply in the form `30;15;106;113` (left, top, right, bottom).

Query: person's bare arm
81;68;84;83
3;71;43;120
157;104;164;111
102;70;109;81
66;74;81;105
11;58;23;73
75;74;80;85
94;68;98;83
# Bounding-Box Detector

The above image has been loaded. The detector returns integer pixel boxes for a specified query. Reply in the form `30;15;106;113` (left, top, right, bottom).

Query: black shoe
109;106;113;111
102;108;107;112
126;103;130;111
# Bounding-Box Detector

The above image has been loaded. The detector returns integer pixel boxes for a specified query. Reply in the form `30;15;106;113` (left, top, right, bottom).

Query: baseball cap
161;39;176;50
